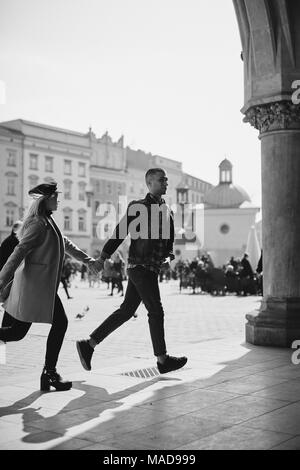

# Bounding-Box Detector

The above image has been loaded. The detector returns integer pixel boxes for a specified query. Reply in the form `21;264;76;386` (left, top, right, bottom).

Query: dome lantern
204;159;251;208
219;158;233;184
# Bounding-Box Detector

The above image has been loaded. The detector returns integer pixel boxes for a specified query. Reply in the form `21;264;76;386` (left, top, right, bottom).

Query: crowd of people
173;252;263;296
59;250;263;299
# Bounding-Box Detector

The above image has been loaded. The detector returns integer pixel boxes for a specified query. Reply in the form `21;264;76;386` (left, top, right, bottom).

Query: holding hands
87;257;104;275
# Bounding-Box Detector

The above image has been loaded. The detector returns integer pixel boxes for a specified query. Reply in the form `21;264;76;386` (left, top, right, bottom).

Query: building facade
0;120;92;252
0;125;24;241
89;130;127;257
0;118;214;261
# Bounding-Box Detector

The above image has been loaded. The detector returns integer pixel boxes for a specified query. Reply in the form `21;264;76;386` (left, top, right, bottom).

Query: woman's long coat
0;215;92;323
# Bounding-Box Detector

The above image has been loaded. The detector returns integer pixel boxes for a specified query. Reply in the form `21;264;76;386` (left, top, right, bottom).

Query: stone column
233;0;300;346
245;103;300;345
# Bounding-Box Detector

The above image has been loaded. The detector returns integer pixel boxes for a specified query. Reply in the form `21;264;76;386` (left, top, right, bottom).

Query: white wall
203;207;260;267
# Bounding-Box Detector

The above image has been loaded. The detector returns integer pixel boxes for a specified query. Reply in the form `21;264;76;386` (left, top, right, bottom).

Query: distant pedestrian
240;253;254;278
80;263;87;281
110;251;125;296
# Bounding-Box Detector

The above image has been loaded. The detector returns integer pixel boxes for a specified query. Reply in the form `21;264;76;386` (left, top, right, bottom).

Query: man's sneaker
157;355;188;374
76;340;94;371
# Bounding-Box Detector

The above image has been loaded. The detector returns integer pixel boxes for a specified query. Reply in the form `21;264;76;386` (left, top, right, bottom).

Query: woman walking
0;182;96;391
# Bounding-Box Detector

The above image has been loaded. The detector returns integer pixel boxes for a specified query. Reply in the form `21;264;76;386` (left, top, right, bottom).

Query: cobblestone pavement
1;279;298;450
0;279;259;382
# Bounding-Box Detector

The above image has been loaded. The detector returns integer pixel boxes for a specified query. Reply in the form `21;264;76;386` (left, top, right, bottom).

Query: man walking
76;168;187;374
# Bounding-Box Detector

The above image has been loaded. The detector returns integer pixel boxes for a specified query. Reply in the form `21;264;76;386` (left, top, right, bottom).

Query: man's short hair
145;168;165;185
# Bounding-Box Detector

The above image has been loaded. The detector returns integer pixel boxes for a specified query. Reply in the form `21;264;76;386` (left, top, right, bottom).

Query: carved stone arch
234;0;300;112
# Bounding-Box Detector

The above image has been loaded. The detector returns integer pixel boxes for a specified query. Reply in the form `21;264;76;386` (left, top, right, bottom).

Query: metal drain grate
121;367;160;379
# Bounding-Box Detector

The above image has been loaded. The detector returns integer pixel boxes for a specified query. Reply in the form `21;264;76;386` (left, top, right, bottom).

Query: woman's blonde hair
17;195;49;240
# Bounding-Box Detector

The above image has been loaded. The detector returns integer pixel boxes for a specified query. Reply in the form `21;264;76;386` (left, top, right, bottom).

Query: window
78;215;86;232
6;208;15;227
7;151;16;167
220;224;230;234
104;201;113;216
64;215;72;231
45;156;54;172
106;182;112;195
64;180;72;200
28;175;39;190
7;178;16;195
78;162;86;177
221;170;231;183
95;180;101;193
29;154;38;170
117;183;123;195
64;160;72;175
78;182;86;201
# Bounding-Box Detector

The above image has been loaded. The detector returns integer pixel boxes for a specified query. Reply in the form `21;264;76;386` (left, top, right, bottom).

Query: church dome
204;183;251;208
204;158;251;208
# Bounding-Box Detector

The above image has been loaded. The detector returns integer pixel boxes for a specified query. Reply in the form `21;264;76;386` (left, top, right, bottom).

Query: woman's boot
40;366;72;391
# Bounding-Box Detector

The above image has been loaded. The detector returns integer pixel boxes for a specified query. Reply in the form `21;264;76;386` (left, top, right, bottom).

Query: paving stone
0;281;297;450
176;425;292;450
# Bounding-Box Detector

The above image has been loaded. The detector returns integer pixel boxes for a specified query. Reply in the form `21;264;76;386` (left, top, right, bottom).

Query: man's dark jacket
102;193;174;264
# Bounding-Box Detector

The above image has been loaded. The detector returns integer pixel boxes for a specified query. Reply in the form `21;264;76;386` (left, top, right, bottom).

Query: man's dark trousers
90;266;167;357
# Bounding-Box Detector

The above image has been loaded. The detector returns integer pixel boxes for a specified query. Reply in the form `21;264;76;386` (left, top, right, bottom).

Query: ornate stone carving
243;101;300;133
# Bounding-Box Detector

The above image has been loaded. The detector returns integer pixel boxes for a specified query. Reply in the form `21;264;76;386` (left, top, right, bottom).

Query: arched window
63;208;73;231
64;215;71;231
6;209;15;226
5;202;17;227
78;210;87;232
7;178;16;195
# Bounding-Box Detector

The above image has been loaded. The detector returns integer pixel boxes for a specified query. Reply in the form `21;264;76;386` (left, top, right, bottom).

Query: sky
0;0;262;208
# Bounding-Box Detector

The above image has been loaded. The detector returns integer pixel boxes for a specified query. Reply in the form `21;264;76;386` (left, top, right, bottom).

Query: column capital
243;101;300;133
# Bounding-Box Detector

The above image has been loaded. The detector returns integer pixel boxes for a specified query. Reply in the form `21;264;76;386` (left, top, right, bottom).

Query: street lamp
176;183;189;238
